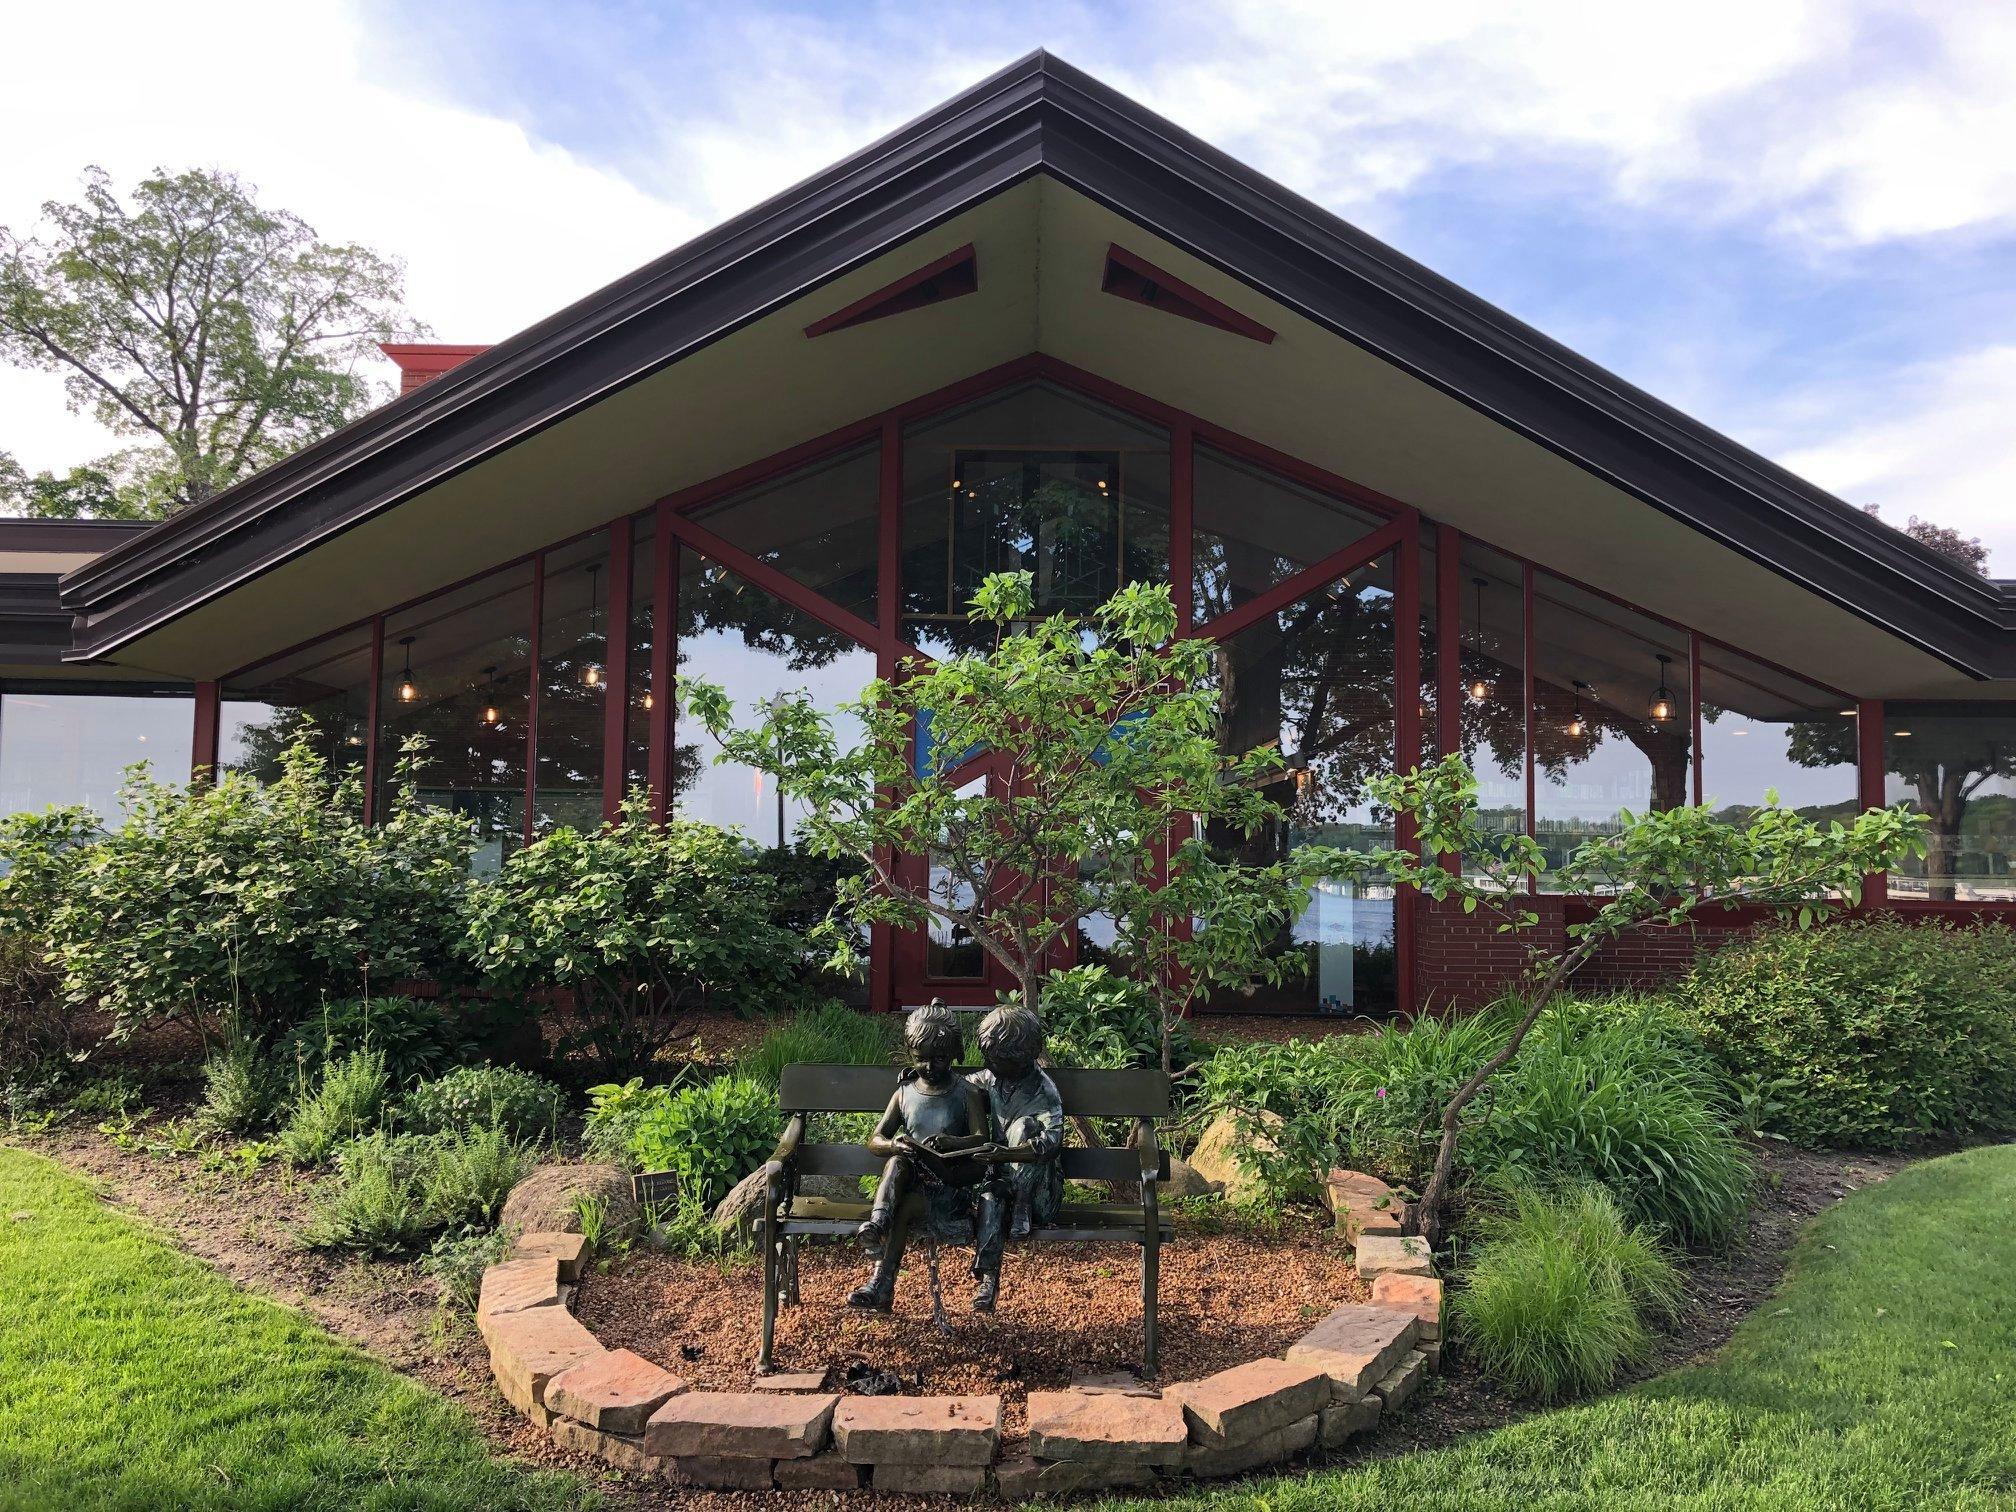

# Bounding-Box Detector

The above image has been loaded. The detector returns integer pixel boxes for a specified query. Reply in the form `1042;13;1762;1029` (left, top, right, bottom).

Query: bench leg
760;1201;779;1369
785;1236;802;1306
1141;1231;1160;1377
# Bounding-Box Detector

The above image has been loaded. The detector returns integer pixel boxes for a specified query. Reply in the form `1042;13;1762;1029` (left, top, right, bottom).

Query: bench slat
796;1142;1166;1184
778;1063;1171;1117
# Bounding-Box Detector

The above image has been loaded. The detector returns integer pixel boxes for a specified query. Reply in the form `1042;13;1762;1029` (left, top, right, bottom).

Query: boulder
501;1163;639;1240
1186;1109;1286;1206
1160;1156;1223;1200
711;1168;860;1237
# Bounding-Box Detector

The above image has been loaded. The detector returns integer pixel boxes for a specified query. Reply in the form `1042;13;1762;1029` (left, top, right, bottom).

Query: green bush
464;806;802;1073
1684;918;2016;1148
0;807;99;1074
278;1049;390;1166
271;996;472;1088
1453;1182;1683;1401
197;1037;286;1134
734;1002;894;1087
303;1126;533;1255
629;1074;778;1209
403;1064;564;1142
421;1225;512;1311
582;1075;679;1168
1032;964;1197;1071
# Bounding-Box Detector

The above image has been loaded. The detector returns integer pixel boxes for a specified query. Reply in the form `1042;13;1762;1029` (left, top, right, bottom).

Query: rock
1318;1394;1380;1448
667;1455;775;1489
1071;1371;1158;1396
1179;1412;1317;1478
712;1168;860;1236
773;1451;867;1490
1160;1157;1223;1200
1324;1169;1409;1240
1421;1338;1443;1372
995;1454;1153;1498
548;1416;663;1475
1186;1109;1285;1206
476;1256;563;1339
1284;1304;1419;1402
752;1370;830;1392
500;1163;639;1240
1372;1349;1430;1411
486;1306;605;1409
1169;1358;1332;1449
644;1390;837;1460
833;1394;1001;1465
1354;1233;1435;1278
513;1230;591;1282
545;1347;687;1435
873;1462;990;1494
1370;1273;1443;1340
1025;1390;1189;1466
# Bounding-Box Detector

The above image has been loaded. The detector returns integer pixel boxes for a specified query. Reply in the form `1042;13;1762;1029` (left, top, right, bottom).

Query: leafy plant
1030;964;1196;1071
1453;1182;1683;1401
582;1075;679;1169
464;801;801;1073
733;1002;895;1087
0;807;99;1074
303;1126;533;1255
197;1036;285;1135
421;1224;512;1312
278;1049;390;1166
1685;917;2016;1148
630;1074;778;1210
403;1064;564;1143
271;996;472;1089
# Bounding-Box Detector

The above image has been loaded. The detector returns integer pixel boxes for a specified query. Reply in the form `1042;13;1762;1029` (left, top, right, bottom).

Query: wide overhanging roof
56;51;2016;694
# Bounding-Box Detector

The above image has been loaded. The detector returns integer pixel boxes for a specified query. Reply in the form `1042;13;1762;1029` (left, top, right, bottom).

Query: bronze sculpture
967;1002;1065;1311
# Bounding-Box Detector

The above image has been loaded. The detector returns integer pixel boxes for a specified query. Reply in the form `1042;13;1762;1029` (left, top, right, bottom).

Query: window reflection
0;690;193;825
1453;544;1526;877
1193;446;1385;625
623;517;654;801
1698;647;1857;828
927;775;989;980
689;444;879;625
534;534;610;837
1883;706;2016;901
221;623;374;788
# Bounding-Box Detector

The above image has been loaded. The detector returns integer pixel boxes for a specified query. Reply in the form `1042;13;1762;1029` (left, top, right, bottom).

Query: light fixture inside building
642;690;654;711
1566;679;1590;737
1465;577;1494;703
1646;653;1676;722
396;636;420;702
479;666;502;728
581;564;605;688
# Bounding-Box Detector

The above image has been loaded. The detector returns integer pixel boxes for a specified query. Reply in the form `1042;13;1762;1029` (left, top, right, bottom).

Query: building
6;53;2013;1015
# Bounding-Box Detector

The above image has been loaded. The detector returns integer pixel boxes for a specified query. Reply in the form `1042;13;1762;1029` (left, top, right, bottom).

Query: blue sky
5;1;2015;563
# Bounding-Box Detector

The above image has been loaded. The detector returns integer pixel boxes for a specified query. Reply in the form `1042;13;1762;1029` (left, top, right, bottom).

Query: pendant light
1566;679;1590;737
581;564;604;688
479;666;502;728
1646;653;1676;722
1465;577;1494;703
395;636;420;703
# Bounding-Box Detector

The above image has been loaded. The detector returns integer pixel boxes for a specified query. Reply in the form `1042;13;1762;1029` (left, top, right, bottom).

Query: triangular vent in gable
1100;244;1275;344
804;244;978;337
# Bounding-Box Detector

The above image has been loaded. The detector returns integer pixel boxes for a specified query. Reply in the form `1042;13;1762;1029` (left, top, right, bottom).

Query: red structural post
1436;525;1461;876
1169;420;1194;636
524;554;543;848
1690;632;1704;807
191;680;219;782
871;416;902;1012
1522;561;1536;891
1859;698;1888;907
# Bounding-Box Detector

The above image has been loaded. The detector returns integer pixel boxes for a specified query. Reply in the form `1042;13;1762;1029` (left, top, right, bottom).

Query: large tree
1;166;420;519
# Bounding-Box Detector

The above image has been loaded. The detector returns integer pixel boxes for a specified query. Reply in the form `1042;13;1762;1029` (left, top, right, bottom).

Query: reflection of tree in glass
224;704;363;786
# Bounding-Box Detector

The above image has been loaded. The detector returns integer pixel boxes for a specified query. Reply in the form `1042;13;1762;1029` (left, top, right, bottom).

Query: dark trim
0;519;152;552
1168;418;1194;635
525;554;543;848
1858;697;1888;908
362;619;383;826
804;243;978;337
192;681;219;777
1102;243;1275;343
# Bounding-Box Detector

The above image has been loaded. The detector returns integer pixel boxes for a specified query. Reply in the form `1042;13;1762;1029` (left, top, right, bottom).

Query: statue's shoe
847;1279;895;1312
853;1218;887;1254
971;1275;999;1313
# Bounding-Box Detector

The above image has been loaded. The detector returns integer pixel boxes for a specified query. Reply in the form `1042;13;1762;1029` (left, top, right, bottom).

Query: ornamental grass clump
1453;1182;1683;1401
278;1049;390;1166
303;1126;534;1255
733;1001;895;1088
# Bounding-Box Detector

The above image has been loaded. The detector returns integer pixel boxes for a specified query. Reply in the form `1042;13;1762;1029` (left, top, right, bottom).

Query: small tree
681;573;1334;1064
1336;755;1926;1245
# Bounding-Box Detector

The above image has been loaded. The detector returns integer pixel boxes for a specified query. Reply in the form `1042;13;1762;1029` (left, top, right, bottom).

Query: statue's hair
902;1000;964;1063
977;1003;1044;1064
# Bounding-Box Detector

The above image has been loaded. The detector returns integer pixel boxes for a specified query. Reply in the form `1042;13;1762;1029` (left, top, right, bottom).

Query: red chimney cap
379;343;491;393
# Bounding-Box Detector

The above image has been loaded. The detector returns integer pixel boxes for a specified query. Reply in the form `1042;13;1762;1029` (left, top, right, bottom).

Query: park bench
757;1063;1174;1373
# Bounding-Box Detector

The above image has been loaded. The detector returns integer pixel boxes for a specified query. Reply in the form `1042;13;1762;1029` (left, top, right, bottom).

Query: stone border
480;1196;1441;1498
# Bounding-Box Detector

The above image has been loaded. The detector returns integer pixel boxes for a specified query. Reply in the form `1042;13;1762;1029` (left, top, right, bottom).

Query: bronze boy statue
968;1003;1065;1311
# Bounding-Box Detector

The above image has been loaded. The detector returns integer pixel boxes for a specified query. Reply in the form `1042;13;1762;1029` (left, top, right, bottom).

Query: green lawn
0;1146;592;1512
1104;1143;2016;1511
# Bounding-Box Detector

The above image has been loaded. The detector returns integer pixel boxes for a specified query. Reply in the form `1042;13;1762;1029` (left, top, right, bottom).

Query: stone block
995;1455;1154;1499
1324;1170;1408;1241
486;1305;604;1408
475;1256;562;1339
752;1370;830;1392
1421;1338;1443;1372
773;1451;868;1490
1372;1349;1429;1412
644;1390;837;1460
667;1455;775;1489
833;1394;1001;1465
548;1416;662;1475
1170;1358;1332;1449
1354;1233;1435;1278
1071;1370;1158;1396
1285;1304;1419;1402
1025;1390;1189;1466
545;1347;686;1435
491;1357;551;1428
513;1230;591;1283
1318;1394;1381;1449
1179;1412;1317;1478
873;1461;991;1495
1370;1273;1443;1340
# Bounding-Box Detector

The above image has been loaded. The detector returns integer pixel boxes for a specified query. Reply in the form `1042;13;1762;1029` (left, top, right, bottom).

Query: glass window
1530;574;1690;887
1418;529;1441;765
378;564;534;874
533;533;611;837
221;624;374;787
1453;543;1526;877
1883;705;2016;902
674;547;875;844
901;382;1169;657
926;775;989;980
687;443;879;626
623;516;654;804
1698;648;1857;826
1192;445;1385;626
0;688;194;825
1207;555;1398;1014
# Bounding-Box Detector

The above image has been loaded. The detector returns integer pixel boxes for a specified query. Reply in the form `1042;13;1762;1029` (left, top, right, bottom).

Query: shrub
0;807;100;1073
422;1225;512;1311
36;739;473;1044
421;1124;536;1229
464;805;802;1073
1453;1182;1683;1400
734;1002;894;1087
1685;918;2016;1147
303;1127;533;1255
1032;965;1197;1071
271;996;472;1088
278;1049;391;1166
630;1074;778;1210
582;1075;677;1168
404;1064;564;1142
197;1037;286;1135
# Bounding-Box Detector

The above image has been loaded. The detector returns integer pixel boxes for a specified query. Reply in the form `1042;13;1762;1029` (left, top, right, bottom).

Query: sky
3;1;2014;565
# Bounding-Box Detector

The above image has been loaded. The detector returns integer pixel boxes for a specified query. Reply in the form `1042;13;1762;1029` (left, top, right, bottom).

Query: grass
1096;1143;2016;1511
0;1146;590;1511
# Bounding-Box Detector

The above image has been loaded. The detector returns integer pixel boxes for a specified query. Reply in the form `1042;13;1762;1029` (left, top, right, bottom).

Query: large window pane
1208;554;1398;1014
534;533;610;836
0;689;193;825
378;564;533;874
688;443;879;626
1453;543;1525;877
1531;574;1690;887
221;624;374;787
1884;705;2016;901
901;382;1169;656
1419;529;1441;765
1193;446;1385;625
1698;648;1857;826
927;775;989;980
623;516;654;803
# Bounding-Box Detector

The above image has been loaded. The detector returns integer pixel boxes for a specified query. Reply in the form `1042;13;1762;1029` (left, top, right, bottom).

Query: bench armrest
763;1114;807;1196
1134;1117;1160;1184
